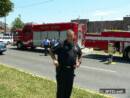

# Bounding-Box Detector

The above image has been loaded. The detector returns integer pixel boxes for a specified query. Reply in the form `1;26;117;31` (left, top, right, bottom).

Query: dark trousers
44;45;48;56
56;67;75;98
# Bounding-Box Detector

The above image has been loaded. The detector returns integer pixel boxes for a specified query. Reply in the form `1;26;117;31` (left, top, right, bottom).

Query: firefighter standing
50;30;82;98
108;43;115;64
50;39;55;47
42;38;50;56
50;39;58;48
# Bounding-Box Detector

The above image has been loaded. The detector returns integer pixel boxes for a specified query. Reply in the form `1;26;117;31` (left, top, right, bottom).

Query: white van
0;36;13;45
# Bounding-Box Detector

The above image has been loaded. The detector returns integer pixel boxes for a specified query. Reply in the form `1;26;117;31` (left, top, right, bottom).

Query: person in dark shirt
49;29;82;98
50;39;55;48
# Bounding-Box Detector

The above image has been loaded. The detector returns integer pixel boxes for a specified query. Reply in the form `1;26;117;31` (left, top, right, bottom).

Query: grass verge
0;64;113;98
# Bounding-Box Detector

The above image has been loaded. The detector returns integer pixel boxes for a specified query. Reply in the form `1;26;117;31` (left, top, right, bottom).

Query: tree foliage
11;15;24;32
0;0;14;17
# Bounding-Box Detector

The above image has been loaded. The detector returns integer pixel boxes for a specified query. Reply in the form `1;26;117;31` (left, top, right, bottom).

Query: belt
66;66;72;69
60;66;74;69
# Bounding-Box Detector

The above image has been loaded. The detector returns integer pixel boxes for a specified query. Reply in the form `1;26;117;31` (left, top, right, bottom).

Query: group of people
41;38;59;56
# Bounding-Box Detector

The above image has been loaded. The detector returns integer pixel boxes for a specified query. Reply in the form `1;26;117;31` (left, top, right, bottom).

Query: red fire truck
13;22;85;49
84;30;130;60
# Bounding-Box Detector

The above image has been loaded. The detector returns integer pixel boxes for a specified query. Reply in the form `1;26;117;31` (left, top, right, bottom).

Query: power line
17;0;54;9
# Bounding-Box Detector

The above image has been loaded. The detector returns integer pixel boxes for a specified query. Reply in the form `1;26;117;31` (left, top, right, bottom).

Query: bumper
0;48;7;52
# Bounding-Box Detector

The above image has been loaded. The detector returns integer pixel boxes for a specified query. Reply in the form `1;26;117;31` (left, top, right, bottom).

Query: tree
0;0;14;17
11;15;24;32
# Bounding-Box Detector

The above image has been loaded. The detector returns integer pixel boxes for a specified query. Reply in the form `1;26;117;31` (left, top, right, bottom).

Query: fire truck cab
84;30;130;60
13;22;85;49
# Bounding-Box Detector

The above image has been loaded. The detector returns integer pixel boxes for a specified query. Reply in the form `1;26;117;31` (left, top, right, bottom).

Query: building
0;21;10;33
0;21;5;33
71;16;130;33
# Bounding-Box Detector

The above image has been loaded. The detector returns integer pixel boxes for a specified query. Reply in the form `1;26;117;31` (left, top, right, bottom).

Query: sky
1;0;130;26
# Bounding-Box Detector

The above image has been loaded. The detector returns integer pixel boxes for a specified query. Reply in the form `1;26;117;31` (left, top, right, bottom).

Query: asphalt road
0;46;130;98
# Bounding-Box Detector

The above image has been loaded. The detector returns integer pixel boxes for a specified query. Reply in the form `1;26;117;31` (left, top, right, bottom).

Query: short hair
67;29;74;36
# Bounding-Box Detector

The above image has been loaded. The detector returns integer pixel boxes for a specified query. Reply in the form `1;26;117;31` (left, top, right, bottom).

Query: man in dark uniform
49;30;82;98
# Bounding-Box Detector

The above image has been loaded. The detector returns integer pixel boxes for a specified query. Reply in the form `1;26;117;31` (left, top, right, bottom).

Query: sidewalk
82;48;93;54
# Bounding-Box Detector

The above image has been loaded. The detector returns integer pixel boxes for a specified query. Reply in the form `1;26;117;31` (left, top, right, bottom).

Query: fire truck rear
84;30;130;60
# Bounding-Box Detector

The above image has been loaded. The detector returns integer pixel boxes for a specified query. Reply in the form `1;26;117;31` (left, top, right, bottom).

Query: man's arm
75;45;82;68
78;48;82;64
49;41;62;67
49;49;59;67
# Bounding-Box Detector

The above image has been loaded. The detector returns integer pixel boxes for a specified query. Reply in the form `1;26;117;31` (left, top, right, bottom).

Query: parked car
0;35;13;45
0;41;7;54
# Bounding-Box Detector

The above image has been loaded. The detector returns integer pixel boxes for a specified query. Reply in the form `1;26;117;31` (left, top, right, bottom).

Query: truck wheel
31;46;36;50
7;41;10;45
17;42;23;49
125;48;130;60
123;51;127;59
0;52;3;55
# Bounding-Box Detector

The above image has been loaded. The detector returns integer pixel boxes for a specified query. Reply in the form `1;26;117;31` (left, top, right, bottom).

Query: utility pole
4;16;6;34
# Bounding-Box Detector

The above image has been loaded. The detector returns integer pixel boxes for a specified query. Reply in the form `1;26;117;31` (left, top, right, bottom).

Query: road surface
0;46;130;98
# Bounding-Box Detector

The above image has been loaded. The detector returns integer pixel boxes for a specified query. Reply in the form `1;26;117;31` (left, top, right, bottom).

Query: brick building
71;16;130;33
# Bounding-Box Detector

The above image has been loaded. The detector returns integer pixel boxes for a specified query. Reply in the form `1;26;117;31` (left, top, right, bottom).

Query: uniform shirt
50;39;58;47
50;39;55;46
51;40;82;68
42;39;50;46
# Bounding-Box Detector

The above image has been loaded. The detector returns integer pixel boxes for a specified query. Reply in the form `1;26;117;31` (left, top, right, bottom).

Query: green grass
0;65;113;98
